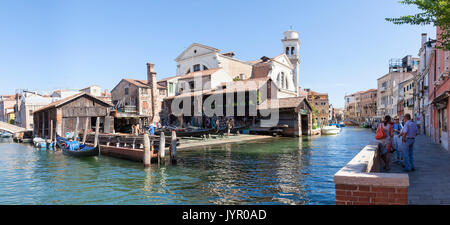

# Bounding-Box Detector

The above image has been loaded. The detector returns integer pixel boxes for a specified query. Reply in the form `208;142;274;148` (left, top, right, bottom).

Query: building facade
377;56;417;118
305;89;329;127
429;26;450;150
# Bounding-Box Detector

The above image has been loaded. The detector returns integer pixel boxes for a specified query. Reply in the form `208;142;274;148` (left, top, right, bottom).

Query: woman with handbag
376;115;393;171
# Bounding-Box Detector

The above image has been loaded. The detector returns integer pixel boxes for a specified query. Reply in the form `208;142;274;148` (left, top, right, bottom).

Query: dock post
159;132;165;164
170;131;177;164
82;117;89;145
50;120;53;148
94;117;100;147
75;117;79;141
143;133;151;167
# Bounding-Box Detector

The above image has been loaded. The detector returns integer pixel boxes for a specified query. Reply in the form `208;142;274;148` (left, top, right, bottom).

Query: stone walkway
385;135;450;205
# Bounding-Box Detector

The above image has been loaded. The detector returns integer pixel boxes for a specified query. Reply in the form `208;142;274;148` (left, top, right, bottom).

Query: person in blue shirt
392;116;403;164
148;123;156;135
401;114;419;172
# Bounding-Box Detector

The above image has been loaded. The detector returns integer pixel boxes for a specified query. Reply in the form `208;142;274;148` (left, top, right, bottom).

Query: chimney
421;33;427;46
147;62;158;123
223;52;235;58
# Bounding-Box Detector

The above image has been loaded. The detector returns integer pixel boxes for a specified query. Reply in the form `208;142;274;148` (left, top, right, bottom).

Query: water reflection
0;128;375;205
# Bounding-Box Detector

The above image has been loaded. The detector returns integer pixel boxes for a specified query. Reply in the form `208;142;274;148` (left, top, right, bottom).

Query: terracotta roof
308;90;328;96
164;90;209;100
178;68;222;80
123;79;150;88
33;92;113;113
258;97;310;110
158;75;180;82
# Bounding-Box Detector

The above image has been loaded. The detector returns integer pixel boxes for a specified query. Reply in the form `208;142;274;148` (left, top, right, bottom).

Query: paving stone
387;135;449;205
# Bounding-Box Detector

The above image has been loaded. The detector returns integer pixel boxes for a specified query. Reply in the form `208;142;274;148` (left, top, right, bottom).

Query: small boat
57;137;100;157
33;137;47;148
321;125;341;135
0;132;12;138
339;122;345;127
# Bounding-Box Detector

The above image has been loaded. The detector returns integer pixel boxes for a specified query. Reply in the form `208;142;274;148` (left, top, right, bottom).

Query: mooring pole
94;117;100;147
82;117;89;145
143;133;151;167
75;117;80;141
50;120;53;147
159;132;165;165
170;131;177;164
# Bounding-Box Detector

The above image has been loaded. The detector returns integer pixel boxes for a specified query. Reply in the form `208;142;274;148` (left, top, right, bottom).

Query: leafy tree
385;0;450;50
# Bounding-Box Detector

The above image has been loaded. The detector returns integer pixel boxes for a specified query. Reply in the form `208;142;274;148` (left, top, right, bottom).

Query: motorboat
321;125;341;135
0;132;12;138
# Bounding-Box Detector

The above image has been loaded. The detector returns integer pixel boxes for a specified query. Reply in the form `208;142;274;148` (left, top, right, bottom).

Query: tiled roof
34;92;113;113
123;79;150;88
258;97;309;110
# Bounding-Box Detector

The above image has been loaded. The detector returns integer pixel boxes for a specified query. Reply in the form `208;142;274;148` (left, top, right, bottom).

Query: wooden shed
33;92;114;139
258;97;313;137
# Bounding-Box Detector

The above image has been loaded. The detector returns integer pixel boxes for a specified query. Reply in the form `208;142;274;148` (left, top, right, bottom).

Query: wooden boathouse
33;92;114;139
258;97;313;136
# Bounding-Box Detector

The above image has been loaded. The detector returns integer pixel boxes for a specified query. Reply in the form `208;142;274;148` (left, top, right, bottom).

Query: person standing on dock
401;114;418;172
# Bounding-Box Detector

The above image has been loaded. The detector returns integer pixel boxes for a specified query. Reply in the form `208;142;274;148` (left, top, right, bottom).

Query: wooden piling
159;132;165;164
82;117;89;145
143;133;151;167
50;120;53;147
75;117;79;141
94;117;100;147
170;131;177;164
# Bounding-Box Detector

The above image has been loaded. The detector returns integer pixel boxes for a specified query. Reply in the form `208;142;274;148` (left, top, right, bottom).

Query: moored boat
321;125;341;135
57;137;100;157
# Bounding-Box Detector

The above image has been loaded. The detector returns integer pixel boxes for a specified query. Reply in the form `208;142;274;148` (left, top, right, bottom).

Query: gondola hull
61;144;100;157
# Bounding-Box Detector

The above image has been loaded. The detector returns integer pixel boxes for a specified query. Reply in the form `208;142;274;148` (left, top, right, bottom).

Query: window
291;47;295;55
286;47;289;55
29;110;33;116
169;82;173;94
203;65;208;70
193;64;201;72
125;85;129;95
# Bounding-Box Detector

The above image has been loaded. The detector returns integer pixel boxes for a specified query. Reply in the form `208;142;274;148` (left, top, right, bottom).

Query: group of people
377;113;419;172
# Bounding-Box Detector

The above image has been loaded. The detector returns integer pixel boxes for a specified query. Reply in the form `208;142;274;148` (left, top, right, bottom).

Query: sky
0;0;436;108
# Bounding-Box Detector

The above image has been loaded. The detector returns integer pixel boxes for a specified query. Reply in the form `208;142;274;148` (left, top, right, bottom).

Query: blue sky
0;0;436;108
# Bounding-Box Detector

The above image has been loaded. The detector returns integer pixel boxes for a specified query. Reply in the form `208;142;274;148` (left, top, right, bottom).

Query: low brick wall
334;145;409;205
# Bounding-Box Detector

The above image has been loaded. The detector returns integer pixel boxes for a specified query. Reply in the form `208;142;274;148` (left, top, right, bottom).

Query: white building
415;33;436;136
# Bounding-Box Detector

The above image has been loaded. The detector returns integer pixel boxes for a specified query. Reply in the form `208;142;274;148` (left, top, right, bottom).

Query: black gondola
57;136;100;157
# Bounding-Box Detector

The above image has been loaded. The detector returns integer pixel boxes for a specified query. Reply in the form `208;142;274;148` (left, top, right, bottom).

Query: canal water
0;127;375;205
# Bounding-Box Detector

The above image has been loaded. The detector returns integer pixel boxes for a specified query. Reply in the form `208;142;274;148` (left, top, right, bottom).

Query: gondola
57;136;99;157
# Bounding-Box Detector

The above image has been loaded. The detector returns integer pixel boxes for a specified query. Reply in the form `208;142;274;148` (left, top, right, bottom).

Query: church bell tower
282;29;301;96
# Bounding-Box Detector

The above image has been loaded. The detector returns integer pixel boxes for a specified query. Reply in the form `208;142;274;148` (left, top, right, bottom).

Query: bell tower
282;29;301;95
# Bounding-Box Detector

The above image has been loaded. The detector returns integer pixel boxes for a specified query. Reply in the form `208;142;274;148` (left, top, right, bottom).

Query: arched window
291;47;295;55
193;64;201;72
277;73;281;86
285;76;289;89
281;72;285;89
286;47;289;55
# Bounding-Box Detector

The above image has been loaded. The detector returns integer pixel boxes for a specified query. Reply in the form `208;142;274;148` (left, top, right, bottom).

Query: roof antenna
290;25;293;30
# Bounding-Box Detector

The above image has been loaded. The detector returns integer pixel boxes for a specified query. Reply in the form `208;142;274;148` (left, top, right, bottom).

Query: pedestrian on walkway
376;115;393;171
392;116;403;164
401;114;419;172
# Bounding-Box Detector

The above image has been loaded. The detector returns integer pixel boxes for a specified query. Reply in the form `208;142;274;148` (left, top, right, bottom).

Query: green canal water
0;127;375;205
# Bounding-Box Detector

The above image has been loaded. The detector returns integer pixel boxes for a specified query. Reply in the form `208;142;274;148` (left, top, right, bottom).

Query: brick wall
334;145;409;205
335;184;408;205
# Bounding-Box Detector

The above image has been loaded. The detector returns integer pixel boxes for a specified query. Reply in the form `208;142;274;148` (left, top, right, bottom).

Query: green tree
385;0;450;50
